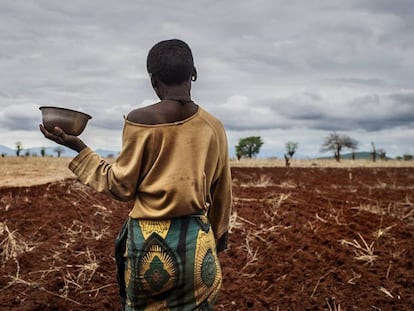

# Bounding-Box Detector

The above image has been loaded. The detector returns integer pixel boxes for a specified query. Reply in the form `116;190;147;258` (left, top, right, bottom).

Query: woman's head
147;39;196;86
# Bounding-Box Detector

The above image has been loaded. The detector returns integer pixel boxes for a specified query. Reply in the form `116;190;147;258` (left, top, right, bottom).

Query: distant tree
371;142;377;162
351;147;357;160
285;142;298;158
377;149;386;160
1;153;6;157
403;154;413;161
40;147;46;157
321;132;358;162
236;150;242;160
16;141;23;157
235;136;264;159
54;146;64;157
284;141;298;167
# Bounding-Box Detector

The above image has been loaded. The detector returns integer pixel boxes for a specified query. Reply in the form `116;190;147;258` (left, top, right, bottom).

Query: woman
40;39;232;310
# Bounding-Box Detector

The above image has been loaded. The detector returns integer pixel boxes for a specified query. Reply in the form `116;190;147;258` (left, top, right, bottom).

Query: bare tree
16;141;23;157
377;149;386;160
321;132;358;162
371;142;377;162
54;146;64;157
371;142;387;161
284;141;298;167
351;146;357;160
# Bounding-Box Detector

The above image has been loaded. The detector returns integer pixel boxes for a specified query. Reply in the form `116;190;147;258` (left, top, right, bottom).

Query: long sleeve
68;124;153;201
208;130;232;251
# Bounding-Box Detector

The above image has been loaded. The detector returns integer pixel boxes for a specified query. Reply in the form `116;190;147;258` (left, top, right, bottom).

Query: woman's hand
39;124;87;153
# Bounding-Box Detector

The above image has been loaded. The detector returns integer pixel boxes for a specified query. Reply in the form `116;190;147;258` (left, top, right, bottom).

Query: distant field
0;157;73;188
1;156;414;188
230;157;414;168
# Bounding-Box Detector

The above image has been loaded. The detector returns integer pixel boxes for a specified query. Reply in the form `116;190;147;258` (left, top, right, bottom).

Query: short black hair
146;39;194;85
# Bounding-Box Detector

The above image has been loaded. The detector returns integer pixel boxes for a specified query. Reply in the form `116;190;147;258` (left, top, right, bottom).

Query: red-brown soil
1;167;413;310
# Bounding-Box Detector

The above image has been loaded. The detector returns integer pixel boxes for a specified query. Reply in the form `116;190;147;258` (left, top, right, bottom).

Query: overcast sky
1;0;413;158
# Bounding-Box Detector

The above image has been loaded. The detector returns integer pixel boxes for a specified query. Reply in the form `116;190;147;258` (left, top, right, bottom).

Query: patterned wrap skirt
115;214;222;311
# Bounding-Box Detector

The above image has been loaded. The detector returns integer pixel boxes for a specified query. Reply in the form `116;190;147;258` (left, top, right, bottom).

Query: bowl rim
39;106;92;119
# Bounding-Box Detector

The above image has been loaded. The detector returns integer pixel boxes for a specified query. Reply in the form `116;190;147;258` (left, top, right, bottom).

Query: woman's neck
156;80;192;102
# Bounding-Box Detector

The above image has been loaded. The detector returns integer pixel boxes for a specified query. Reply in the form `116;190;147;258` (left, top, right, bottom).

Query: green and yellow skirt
115;214;222;311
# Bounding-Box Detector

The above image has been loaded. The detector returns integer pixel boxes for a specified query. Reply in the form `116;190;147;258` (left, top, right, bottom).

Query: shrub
403;154;413;161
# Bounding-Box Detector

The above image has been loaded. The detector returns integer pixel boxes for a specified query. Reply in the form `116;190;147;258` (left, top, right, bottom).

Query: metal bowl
39;106;92;136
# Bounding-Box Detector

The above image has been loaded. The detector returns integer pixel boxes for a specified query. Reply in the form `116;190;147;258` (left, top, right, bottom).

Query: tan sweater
69;107;232;241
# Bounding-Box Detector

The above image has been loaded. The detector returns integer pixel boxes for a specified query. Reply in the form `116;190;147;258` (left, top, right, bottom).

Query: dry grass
1;251;97;305
263;193;291;222
239;174;273;187
339;232;377;266
0;225;106;305
66;220;110;241
231;158;414;168
5;275;83;305
352;203;387;216
0;222;35;263
352;197;414;222
232;191;293;279
238;230;260;277
326;297;342;311
0;223;84;304
62;248;99;293
228;210;244;232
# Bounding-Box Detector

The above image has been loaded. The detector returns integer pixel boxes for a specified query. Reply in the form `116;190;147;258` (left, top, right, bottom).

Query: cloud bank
1;0;413;157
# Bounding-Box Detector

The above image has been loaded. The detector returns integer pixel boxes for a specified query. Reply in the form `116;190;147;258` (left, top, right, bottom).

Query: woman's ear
191;67;197;82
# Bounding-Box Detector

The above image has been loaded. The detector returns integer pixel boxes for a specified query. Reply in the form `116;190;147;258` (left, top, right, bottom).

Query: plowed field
1;166;413;310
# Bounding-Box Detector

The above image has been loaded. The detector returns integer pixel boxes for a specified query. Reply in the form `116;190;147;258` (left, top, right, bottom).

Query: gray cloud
277;91;414;132
353;0;414;17
0;102;40;131
327;77;387;87
215;90;414;134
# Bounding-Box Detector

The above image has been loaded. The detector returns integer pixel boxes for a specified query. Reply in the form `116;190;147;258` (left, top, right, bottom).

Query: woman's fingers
39;125;66;143
52;126;66;139
39;124;85;152
39;124;55;140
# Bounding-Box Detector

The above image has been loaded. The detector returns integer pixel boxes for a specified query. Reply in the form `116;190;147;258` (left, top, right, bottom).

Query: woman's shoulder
198;107;225;128
126;104;159;125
